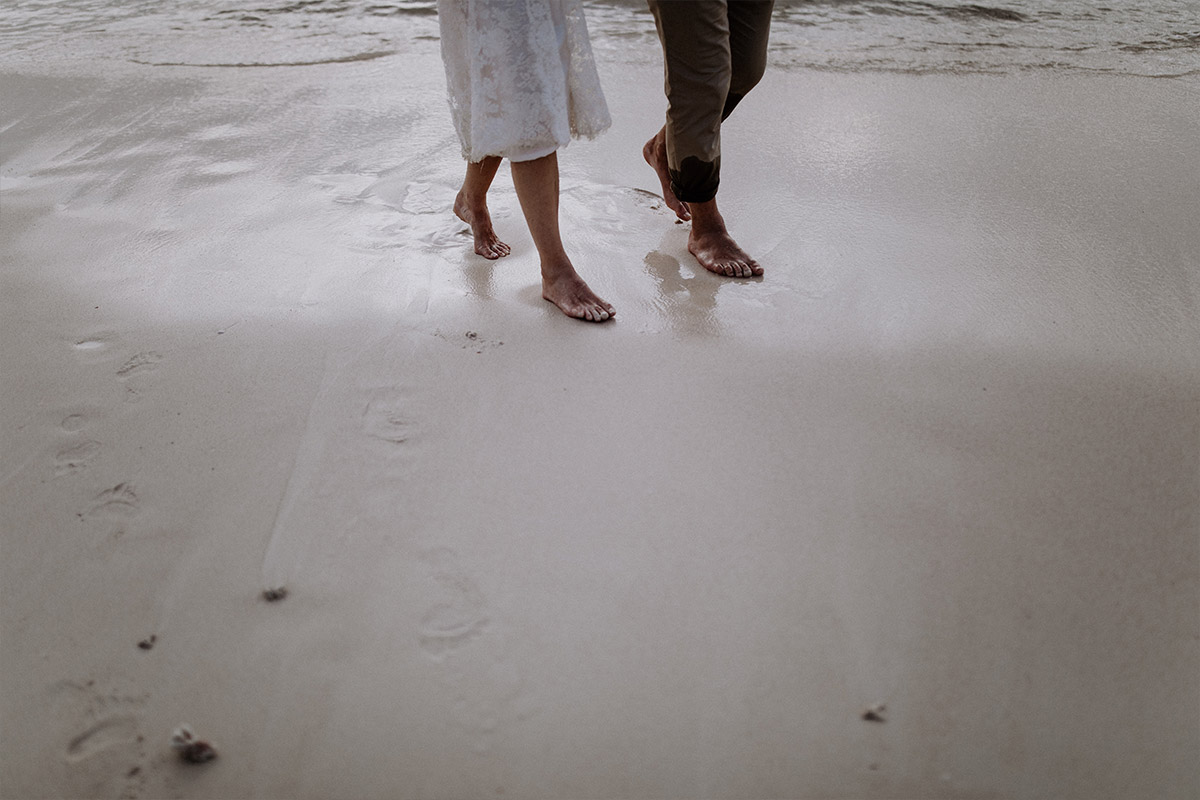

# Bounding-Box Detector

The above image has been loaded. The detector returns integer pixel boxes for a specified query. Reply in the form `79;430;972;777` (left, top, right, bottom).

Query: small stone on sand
862;703;887;723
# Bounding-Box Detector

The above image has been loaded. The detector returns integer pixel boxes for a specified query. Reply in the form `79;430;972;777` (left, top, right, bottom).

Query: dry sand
2;43;1199;800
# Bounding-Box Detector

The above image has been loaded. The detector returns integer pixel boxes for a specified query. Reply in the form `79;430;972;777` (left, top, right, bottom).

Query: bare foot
688;200;763;278
689;229;762;278
454;191;511;259
643;127;691;221
542;262;615;322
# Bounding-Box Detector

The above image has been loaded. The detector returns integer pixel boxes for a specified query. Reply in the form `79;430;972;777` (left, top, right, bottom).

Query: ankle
456;190;487;212
689;201;725;233
540;256;576;283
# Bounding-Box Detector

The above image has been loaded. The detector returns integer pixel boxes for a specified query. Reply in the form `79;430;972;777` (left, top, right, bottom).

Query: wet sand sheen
1;40;1198;800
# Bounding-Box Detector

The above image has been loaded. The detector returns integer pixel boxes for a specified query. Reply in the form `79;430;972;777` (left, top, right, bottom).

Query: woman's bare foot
643;127;691;221
508;152;614;323
688;199;762;278
542;261;615;322
454;191;511;260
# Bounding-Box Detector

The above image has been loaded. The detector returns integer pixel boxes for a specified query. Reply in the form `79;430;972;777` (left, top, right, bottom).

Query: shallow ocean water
0;0;1197;77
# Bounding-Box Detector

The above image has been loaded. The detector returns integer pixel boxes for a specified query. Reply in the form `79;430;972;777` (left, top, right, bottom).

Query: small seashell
170;724;195;750
180;740;218;763
170;725;218;763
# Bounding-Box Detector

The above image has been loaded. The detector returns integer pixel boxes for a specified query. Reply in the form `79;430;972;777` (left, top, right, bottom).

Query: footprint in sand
82;483;140;542
89;483;139;516
116;352;163;401
62;414;88;432
362;389;413;445
53;413;101;476
419;603;489;658
72;334;121;364
50;680;150;798
416;548;534;751
67;716;140;763
116;352;162;380
418;547;488;658
55;439;101;476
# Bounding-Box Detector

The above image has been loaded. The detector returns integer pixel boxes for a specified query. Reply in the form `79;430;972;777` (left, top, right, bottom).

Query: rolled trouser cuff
669;155;721;203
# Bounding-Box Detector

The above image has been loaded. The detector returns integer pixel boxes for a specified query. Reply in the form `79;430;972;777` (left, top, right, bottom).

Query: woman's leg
454;156;511;260
509;152;615;322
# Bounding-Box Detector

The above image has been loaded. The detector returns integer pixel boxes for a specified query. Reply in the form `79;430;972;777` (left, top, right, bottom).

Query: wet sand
2;46;1198;800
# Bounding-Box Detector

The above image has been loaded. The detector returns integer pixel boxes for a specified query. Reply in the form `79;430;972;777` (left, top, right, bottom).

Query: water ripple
1;0;1196;77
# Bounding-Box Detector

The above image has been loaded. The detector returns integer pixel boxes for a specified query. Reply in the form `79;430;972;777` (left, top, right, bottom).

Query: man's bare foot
643;127;691;221
542;262;615;322
689;229;762;278
454;191;511;260
688;199;763;278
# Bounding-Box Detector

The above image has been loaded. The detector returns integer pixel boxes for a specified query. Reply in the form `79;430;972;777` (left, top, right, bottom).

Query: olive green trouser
647;0;774;203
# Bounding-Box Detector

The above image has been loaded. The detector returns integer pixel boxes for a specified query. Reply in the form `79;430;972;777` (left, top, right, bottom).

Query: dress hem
461;121;610;163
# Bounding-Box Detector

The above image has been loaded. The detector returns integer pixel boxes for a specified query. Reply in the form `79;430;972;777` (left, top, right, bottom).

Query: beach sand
2;43;1198;800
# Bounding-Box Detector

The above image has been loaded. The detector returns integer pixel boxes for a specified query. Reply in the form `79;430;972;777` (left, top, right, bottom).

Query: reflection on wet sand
643;248;721;338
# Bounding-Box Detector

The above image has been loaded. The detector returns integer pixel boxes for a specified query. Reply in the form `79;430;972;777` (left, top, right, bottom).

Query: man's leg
685;0;772;278
644;0;728;212
723;1;774;120
644;0;765;278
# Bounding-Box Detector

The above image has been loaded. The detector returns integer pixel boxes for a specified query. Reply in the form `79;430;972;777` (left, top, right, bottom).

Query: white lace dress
437;0;611;163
